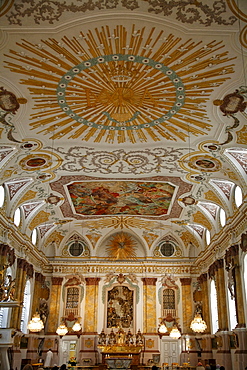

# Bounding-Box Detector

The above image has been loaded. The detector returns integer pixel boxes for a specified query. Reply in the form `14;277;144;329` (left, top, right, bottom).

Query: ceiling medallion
188;155;221;172
5;25;235;144
56;54;185;133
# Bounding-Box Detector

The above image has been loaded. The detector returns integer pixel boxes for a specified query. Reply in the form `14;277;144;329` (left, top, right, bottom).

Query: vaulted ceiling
0;0;246;270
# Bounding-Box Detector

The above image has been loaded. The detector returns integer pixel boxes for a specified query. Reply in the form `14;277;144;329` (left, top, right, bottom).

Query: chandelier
56;322;68;337
169;326;181;339
190;313;207;333
27;313;44;332
158;318;168;337
72;321;82;332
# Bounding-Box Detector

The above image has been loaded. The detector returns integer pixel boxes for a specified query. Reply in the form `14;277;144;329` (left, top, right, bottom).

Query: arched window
14;207;21;227
228;288;237;330
31;228;37;245
0;185;5;207
219;208;226;227
65;287;80;317
206;229;211;245
20;280;31;334
210;279;219;334
234;185;243;207
162;288;177;318
163;288;175;309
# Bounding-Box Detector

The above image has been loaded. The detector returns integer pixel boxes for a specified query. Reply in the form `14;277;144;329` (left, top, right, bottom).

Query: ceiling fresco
3;25;236;144
67;181;176;216
0;0;246;263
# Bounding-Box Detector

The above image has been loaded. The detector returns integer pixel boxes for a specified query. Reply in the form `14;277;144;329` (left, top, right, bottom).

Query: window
163;288;175;309
160;241;175;257
66;287;79;309
210;279;219;334
20;280;31;334
31;228;37;245
228;288;237;330
206;229;211;245
234;186;243;207
0;185;5;207
69;241;84;257
14;207;21;227
219;208;226;227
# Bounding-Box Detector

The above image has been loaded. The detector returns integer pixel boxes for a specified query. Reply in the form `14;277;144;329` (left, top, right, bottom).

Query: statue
125;329;134;345
108;329;116;345
116;327;125;345
39;299;49;326
136;329;144;345
0;273;16;302
98;329;107;345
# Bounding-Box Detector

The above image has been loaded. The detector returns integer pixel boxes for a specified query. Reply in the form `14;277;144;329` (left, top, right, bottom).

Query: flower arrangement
68;357;77;365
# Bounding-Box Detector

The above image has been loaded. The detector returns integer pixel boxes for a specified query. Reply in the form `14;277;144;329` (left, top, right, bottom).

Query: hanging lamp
190;313;207;333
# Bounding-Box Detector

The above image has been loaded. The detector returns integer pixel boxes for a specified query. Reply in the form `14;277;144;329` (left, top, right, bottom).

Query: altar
98;345;143;367
97;326;144;369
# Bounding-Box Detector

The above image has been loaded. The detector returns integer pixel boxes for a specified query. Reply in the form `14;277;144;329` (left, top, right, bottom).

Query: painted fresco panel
67;181;176;216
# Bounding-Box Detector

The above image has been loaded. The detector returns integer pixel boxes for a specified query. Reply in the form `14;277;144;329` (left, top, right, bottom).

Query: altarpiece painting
107;286;134;329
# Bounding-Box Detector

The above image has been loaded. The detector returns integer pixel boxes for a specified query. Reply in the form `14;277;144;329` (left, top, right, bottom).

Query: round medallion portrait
19;154;52;171
188;155;221;172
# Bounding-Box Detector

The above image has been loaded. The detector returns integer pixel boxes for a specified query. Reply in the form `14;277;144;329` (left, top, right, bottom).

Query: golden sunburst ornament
4;25;235;144
106;232;137;260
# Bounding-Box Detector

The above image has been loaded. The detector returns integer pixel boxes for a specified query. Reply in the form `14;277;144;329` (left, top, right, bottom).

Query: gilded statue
0;273;16;302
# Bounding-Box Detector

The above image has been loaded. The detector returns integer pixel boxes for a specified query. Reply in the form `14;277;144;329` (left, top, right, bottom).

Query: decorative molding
3;1;237;27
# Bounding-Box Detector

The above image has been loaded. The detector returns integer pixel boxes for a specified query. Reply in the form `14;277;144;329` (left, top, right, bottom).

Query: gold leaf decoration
106;232;137;260
180;230;200;249
44;230;64;248
4;25;235;144
192;211;212;230
236;125;247;144
28;210;50;230
17;190;37;207
204;190;224;207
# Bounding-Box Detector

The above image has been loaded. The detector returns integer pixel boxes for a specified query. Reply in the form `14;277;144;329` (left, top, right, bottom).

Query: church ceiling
0;0;246;263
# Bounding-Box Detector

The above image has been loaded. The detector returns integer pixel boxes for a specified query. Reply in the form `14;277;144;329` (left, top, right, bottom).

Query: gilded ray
4;25;235;144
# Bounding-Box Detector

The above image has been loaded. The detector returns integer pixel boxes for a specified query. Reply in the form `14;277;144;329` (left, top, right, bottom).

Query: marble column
209;260;231;367
215;259;228;331
10;258;27;329
84;277;100;333
180;278;193;334
230;245;246;327
46;277;63;334
229;242;247;369
141;277;157;334
233;327;247;370
31;272;45;317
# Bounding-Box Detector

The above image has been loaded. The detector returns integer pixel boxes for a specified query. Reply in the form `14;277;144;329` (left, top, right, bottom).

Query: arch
96;229;147;259
0;184;5;207
61;232;91;258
